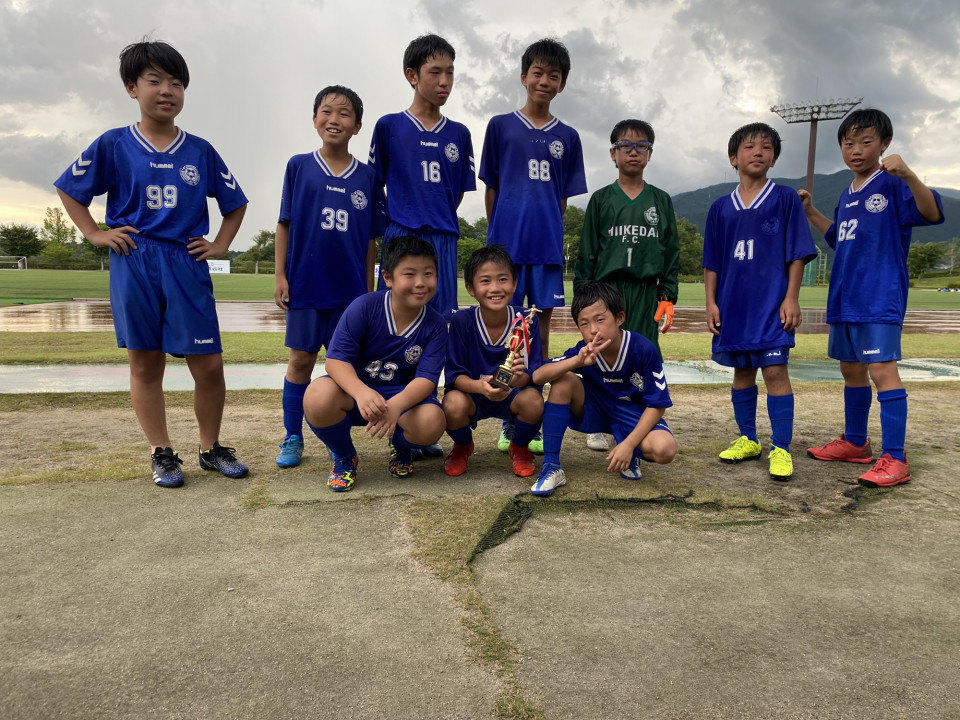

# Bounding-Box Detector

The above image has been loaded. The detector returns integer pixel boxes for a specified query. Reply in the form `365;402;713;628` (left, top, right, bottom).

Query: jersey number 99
146;185;177;209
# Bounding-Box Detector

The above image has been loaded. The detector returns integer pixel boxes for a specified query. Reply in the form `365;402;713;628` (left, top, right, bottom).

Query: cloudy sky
1;0;958;249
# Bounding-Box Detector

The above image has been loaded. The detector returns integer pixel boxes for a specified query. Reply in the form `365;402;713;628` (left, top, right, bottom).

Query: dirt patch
4;383;957;514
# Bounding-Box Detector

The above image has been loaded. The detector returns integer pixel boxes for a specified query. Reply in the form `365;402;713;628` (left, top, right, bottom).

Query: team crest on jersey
404;345;423;365
351;190;368;210
761;217;780;235
179;165;200;186
644;207;659;225
629;372;644;390
865;194;888;213
549;140;564;159
445;143;460;162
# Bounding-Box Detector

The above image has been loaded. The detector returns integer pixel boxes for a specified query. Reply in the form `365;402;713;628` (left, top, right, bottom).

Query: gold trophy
491;307;540;390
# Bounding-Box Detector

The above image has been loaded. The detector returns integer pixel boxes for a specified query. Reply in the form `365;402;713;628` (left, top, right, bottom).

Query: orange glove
655;300;674;333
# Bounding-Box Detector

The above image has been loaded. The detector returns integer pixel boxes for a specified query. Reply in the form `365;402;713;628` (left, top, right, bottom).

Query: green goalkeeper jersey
573;181;679;302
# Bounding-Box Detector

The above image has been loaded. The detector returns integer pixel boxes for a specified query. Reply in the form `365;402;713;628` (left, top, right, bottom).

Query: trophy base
490;366;513;390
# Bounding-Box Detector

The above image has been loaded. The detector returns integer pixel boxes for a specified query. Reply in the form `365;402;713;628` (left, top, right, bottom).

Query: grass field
3;269;959;309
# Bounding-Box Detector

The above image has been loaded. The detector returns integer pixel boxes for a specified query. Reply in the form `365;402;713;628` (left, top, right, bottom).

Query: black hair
403;34;456;76
521;38;571;83
837;108;893;144
313;85;364;123
463;245;517;286
381;236;438;275
610;119;655;146
571;282;625;322
727;122;781;159
119;40;189;89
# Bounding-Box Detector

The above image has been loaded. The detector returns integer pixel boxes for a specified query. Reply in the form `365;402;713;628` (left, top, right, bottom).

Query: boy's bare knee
287;350;318;382
442;390;472;428
644;432;677;464
545;372;577;403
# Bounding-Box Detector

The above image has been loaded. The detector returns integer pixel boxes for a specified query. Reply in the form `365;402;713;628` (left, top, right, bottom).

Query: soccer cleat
199;442;249;478
389;442;414;479
417;443;445;458
587;433;610;451
807;435;873;463
508;442;536;477
497;420;515;452
857;453;911;488
620;456;643;481
152;447;184;488
718;436;762;463
530;462;566;497
528;430;544;455
768;447;793;481
443;442;474;477
327;455;358;492
276;435;304;468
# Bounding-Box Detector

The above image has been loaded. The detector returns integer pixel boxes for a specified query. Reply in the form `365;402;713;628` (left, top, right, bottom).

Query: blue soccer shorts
285;307;345;353
512;263;565;310
569;385;672;446
109;236;221;355
713;346;792;369
828;322;902;363
378;222;458;321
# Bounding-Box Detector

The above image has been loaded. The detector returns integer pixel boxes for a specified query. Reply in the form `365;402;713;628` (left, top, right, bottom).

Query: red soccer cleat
858;454;912;488
807;435;873;463
508;442;536;478
443;442;474;477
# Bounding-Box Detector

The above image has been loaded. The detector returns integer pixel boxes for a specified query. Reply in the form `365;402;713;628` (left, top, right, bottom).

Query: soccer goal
0;255;27;270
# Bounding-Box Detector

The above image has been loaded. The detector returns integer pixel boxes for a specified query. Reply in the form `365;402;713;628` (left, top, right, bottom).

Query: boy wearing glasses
574;120;679;358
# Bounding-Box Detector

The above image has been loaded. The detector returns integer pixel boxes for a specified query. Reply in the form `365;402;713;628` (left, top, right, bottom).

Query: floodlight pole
770;98;862;194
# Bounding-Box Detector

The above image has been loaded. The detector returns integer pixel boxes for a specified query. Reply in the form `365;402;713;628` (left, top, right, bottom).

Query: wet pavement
2;358;958;393
3;300;960;334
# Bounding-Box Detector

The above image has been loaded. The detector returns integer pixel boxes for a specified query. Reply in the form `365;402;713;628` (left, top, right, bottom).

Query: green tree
0;223;43;258
39;207;78;266
237;229;276;274
907;242;945;279
944;237;959;276
561;204;586;275
676;216;704;277
78;222;111;270
457;216;488;272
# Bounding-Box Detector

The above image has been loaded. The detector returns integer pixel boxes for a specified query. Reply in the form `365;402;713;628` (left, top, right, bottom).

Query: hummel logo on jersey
194;338;215;345
220;170;237;189
326;185;345;194
653;369;666;391
420;140;439;148
72;155;92;176
602;377;623;383
865;194;888;213
180;165;200;186
764;350;782;358
845;200;859;208
553;294;565;300
862;348;881;355
151;162;174;170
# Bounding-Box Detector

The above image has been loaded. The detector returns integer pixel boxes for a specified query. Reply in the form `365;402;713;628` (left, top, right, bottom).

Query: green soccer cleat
718;436;762;464
768;447;793;481
497;419;514;453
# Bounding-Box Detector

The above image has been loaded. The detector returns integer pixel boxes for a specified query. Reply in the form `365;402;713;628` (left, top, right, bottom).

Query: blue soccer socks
447;425;473;447
731;385;759;443
282;378;310;439
541;402;570;467
512;418;540;449
767;393;794;452
844;385;873;447
877;388;908;462
308;414;356;460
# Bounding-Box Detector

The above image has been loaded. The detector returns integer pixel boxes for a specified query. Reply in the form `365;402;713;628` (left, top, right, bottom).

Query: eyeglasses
612;140;652;153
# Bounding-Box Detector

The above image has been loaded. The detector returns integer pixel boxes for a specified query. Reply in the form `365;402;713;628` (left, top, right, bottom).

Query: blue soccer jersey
326;290;447;390
445;305;544;387
479;111;588;264
557;330;672;411
825;169;944;325
278;153;386;310
54;125;247;244
703;180;816;352
368;111;476;235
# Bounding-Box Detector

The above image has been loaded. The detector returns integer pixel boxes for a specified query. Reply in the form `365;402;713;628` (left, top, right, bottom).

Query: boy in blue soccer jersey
273;85;385;469
367;34;476;322
480;37;587;354
529;283;677;497
442;246;544;479
54;41;248;489
800;108;943;487
302;237;447;492
480;37;587;454
703;123;816;481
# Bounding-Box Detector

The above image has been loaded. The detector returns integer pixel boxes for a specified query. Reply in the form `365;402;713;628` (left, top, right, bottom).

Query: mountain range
672;170;959;246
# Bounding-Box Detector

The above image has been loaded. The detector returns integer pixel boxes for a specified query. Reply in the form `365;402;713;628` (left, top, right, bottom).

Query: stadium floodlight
771;97;862;193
